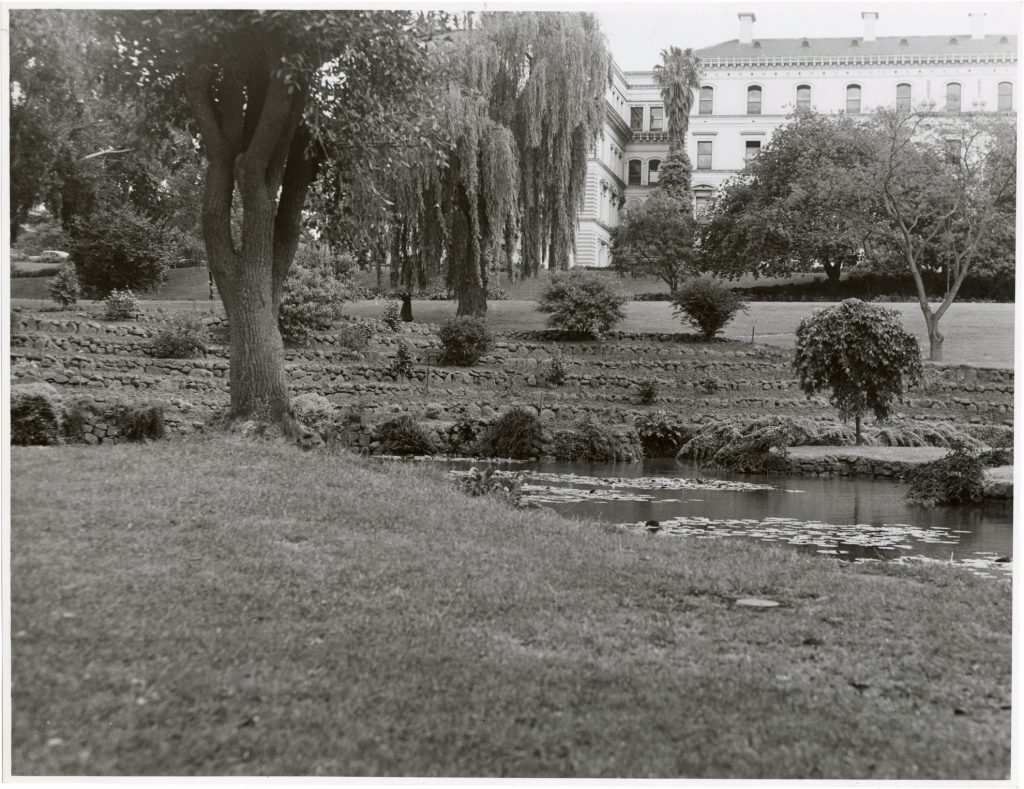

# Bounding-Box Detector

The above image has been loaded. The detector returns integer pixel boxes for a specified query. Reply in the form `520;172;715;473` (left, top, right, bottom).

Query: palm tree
653;47;703;152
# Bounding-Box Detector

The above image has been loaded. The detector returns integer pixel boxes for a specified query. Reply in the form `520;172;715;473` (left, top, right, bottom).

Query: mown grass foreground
10;438;1010;778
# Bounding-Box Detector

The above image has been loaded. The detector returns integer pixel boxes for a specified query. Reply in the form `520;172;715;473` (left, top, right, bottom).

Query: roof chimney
861;11;878;43
969;12;985;39
738;12;756;45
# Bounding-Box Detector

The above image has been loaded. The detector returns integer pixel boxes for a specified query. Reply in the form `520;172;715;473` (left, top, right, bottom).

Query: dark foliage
114;402;166;441
438;317;492;366
376;415;438;456
672;277;747;339
537;271;627;339
11;383;63;445
905;446;986;506
553;418;620;461
148;315;209;358
637;380;659;405
477;408;543;459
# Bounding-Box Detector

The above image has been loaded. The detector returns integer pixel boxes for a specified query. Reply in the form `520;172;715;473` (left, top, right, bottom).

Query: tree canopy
794;299;923;445
699;111;879;284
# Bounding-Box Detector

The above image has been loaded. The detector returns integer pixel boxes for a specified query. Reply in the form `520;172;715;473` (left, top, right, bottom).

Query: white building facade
573;11;1018;268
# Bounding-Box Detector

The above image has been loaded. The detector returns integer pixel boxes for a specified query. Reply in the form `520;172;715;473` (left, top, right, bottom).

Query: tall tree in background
652;45;702;190
341;13;610;316
611;46;701;291
9;10;95;241
699;111;879;286
859;109;1016;361
100;10;440;422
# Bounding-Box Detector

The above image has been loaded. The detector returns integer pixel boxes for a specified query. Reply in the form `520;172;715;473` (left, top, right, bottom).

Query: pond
438;457;1013;580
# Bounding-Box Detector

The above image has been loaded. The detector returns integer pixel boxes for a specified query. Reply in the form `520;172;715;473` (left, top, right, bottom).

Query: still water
441;457;1013;579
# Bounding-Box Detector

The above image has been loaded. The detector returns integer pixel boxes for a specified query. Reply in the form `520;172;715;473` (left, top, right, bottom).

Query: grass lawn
10;438;1010;778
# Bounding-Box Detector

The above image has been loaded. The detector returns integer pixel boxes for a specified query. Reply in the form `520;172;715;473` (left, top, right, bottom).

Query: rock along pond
428;457;1013;580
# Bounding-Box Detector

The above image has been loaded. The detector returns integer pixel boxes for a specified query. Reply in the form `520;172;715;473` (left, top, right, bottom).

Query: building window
796;84;811;110
699;86;713;115
998;81;1013;111
627;159;642;186
630;106;644;132
946;82;961;113
650;106;664;131
697;141;712;170
744;141;761;162
896;83;912;111
648;159;661;184
747;86;762;115
846;84;862;114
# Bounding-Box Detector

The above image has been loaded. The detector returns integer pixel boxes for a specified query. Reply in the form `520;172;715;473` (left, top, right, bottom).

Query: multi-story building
574;11;1018;268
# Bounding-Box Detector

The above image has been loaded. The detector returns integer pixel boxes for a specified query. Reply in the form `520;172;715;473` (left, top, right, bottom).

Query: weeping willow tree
360;13;609;316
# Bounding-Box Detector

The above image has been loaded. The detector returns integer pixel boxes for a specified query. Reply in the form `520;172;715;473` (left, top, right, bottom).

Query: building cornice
603;103;633;140
631;131;670;143
701;51;1017;69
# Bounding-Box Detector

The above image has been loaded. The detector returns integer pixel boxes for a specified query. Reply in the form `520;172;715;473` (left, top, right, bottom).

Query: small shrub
148;315;209;358
278;263;351;345
67;204;175;296
637;379;659;405
381;302;402;332
438;317;492;366
11;383;63;446
175;233;206;267
448;417;485;455
695;374;723;394
292;392;347;442
544;354;568;386
103;289;141;321
977;446;1013;467
478;408;543;459
672;277;747;339
390;340;417;379
634;412;695;457
537;271;627;339
454;466;525;508
113;402;166;441
49;263;81;308
61;399;94;442
376;415;439;456
905;446;985;506
335;321;375;353
553;418;620;461
486;285;511;301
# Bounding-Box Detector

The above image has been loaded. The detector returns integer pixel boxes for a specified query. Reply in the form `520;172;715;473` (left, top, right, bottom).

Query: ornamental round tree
794;299;923;445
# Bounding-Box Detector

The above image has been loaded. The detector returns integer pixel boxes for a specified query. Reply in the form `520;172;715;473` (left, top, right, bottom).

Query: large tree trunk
454;184;487;317
223;280;291;421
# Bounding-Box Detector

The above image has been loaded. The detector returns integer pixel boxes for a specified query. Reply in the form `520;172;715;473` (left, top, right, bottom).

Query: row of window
628;81;1013;129
625;140;762;184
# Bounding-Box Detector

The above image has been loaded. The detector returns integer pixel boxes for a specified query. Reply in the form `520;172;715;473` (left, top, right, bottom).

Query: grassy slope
11;439;1010;778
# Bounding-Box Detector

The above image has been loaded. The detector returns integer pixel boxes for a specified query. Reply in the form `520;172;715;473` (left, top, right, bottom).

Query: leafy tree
699;111;879;286
9;10;95;242
98;10;441;422
794;299;923;445
610;46;700;289
610;192;696;291
858;109;1016;361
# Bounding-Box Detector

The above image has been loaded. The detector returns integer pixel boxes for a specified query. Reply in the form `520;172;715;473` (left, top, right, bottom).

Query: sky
583;1;1022;70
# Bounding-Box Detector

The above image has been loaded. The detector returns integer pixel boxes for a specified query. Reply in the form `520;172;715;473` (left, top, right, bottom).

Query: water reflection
446;456;1013;577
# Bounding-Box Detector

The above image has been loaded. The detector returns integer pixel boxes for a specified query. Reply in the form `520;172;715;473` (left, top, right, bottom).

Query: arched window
846;84;862;114
998;81;1013;111
946;82;961;113
949;37;959;45
796;84;811;110
896;83;912;111
693;186;715;219
747;85;762;115
800;39;810;48
627;159;642;186
647;159;661;185
899;38;909;46
699;86;714;115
